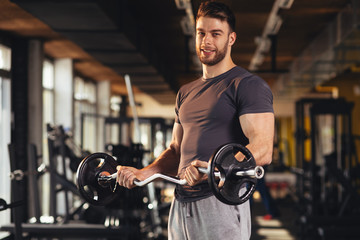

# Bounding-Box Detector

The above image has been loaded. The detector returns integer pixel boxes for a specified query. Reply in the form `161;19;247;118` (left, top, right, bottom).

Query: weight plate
76;153;119;206
208;143;257;205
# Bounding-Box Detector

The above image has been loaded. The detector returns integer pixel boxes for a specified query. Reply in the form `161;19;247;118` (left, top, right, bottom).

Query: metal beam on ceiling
12;0;179;104
273;3;360;100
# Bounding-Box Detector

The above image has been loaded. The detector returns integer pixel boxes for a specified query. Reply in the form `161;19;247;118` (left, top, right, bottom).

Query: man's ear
229;31;236;46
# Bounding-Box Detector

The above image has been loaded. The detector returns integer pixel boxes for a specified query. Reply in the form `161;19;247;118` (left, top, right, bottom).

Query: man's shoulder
231;66;267;85
225;66;253;81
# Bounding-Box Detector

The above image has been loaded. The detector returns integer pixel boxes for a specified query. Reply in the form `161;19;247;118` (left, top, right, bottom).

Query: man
117;1;274;239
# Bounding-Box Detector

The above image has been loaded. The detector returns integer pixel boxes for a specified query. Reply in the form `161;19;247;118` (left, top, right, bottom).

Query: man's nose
203;33;212;45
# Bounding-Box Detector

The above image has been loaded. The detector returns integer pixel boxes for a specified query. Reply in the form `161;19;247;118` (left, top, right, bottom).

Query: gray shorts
168;195;251;240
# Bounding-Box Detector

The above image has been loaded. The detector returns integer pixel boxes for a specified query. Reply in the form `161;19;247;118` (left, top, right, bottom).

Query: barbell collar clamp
235;166;264;179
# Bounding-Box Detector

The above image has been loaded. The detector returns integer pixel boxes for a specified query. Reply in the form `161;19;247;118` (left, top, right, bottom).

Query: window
41;59;55;216
0;43;11;234
43;59;55;143
0;44;11;71
74;76;97;152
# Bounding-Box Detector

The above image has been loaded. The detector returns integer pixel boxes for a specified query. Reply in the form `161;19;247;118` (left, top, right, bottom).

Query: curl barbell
76;143;264;206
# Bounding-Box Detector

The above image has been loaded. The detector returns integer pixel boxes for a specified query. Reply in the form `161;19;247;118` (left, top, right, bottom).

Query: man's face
196;16;235;66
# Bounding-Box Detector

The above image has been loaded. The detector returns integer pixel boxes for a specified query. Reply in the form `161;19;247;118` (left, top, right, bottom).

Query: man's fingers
123;171;136;189
191;160;208;168
117;166;137;189
185;164;205;186
117;169;124;186
185;170;196;186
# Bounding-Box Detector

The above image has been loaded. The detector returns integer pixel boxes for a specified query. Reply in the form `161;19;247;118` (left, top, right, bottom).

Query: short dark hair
196;1;236;32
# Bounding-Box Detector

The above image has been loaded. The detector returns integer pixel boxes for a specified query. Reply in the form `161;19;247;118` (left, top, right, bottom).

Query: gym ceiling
0;0;357;105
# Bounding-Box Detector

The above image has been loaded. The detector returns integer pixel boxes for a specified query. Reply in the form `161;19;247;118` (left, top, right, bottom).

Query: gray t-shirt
174;66;273;202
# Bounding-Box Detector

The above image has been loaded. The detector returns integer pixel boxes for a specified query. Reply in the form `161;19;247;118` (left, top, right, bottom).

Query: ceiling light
175;0;190;10
180;16;194;36
249;0;294;71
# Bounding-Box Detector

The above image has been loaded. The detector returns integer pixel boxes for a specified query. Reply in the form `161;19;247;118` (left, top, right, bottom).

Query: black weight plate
208;143;257;205
76;153;119;206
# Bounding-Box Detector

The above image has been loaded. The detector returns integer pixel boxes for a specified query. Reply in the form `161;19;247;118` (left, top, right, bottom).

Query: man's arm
143;122;183;176
239;112;274;166
117;122;183;189
185;112;274;186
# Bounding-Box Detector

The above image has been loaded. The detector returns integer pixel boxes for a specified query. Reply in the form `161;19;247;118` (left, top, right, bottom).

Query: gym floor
251;197;299;240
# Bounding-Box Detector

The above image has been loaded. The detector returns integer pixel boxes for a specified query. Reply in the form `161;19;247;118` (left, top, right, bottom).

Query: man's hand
116;166;141;189
184;160;209;186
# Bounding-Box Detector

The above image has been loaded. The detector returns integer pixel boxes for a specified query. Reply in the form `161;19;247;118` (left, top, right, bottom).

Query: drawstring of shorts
183;202;192;218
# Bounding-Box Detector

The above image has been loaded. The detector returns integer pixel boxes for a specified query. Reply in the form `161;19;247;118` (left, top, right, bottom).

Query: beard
196;39;229;66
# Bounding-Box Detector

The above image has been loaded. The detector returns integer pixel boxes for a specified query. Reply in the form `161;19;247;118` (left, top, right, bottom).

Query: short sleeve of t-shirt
236;75;274;116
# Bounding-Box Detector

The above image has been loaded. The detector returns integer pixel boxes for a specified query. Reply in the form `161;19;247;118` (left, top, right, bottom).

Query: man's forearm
246;140;273;166
141;146;180;178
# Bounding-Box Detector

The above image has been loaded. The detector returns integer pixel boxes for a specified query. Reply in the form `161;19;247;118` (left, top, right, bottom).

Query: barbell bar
76;143;264;206
98;166;264;187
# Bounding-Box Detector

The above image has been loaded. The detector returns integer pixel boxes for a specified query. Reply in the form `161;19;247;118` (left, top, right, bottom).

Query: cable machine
295;97;360;239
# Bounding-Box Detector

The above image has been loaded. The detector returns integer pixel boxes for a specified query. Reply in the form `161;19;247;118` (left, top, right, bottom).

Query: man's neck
202;59;236;79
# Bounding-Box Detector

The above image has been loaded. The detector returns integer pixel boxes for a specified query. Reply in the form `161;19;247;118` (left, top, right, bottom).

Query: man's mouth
201;49;215;56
